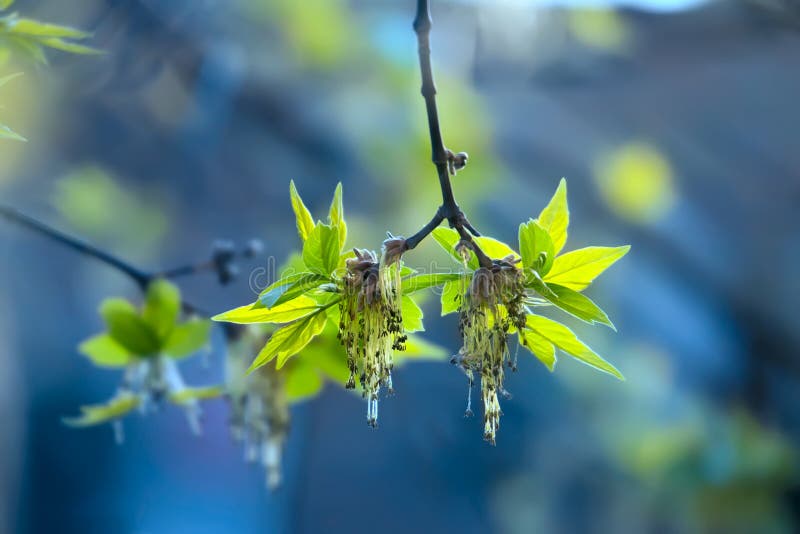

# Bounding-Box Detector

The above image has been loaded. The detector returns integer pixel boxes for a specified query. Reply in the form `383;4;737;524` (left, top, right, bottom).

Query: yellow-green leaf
78;333;134;368
545;245;630;291
163;318;211;359
143;279;181;339
397;334;449;362
0;0;15;11
525;314;623;379
99;298;160;356
302;223;340;275
519;329;556;371
63;392;140;427
518;219;555;275
169;385;223;405
257;272;328;308
440;279;463;316
39;38;102;55
402;272;464;294
6;18;90;39
541;283;615;330
328;182;347;250
213;295;321;324
537;178;569;254
432;227;518;269
285;360;324;403
0;123;26;141
250;311;327;371
401;295;424;333
0;72;22;88
289;180;315;242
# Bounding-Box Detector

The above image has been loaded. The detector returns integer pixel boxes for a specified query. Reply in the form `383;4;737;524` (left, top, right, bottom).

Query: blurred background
2;0;800;532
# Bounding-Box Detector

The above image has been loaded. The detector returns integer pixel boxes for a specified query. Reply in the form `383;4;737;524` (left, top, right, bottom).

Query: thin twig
0;204;217;318
404;0;492;269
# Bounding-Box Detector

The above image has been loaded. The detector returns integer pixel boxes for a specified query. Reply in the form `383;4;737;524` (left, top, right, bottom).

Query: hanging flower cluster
64;279;217;441
455;256;526;445
338;248;406;426
226;330;290;489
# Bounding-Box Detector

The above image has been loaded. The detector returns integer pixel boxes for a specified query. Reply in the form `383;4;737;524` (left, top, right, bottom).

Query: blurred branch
0;204;251;325
402;0;491;268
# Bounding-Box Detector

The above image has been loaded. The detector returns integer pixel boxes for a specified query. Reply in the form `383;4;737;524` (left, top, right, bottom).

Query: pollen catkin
455;257;526;445
337;249;406;427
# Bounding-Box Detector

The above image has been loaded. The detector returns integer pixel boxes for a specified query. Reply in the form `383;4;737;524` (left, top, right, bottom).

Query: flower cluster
226;332;290;490
338;248;406;427
454;256;526;445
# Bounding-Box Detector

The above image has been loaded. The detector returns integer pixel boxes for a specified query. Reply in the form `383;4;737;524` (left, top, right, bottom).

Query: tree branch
0;204;233;320
403;0;492;269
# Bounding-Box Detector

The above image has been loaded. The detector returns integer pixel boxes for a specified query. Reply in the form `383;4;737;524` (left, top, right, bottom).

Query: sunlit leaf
401;295;424;333
78;333;134;368
328;182;347;250
163;318;211;359
539;283;615;330
545;245;630;291
440;279;462;316
143;279;180;339
401;272;464;294
39;38;102;55
289;180;315;242
250;311;327;371
0;123;25;141
397;334;449;361
0;0;15;11
432;227;518;269
525;314;623;379
169;385;223;405
302;223;340;275
99;298;160;356
62;392;140;427
0;71;22;87
537;178;569;254
519;329;556;371
285;360;324;402
257;272;328;308
518;219;554;275
214;295;322;324
6;18;90;39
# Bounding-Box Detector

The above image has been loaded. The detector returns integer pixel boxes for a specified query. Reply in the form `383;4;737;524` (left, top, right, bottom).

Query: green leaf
162;318;211;358
0;71;22;88
143;279;180;339
545;245;630;291
78;333;134;368
328;182;347;250
63;392;140;427
518;219;555;275
285;360;324;402
302;223;340;275
537;178;569;255
169;385;223;405
397;334;449;362
0;0;15;11
289;180;315;242
401;272;464;294
432;228;518;269
0;123;26;141
541;283;615;330
519;329;556;371
258;272;328;308
214;295;322;324
525;314;623;379
39;38;102;55
99;298;160;356
401;295;424;333
6;18;90;39
250;311;327;371
440;279;463;316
